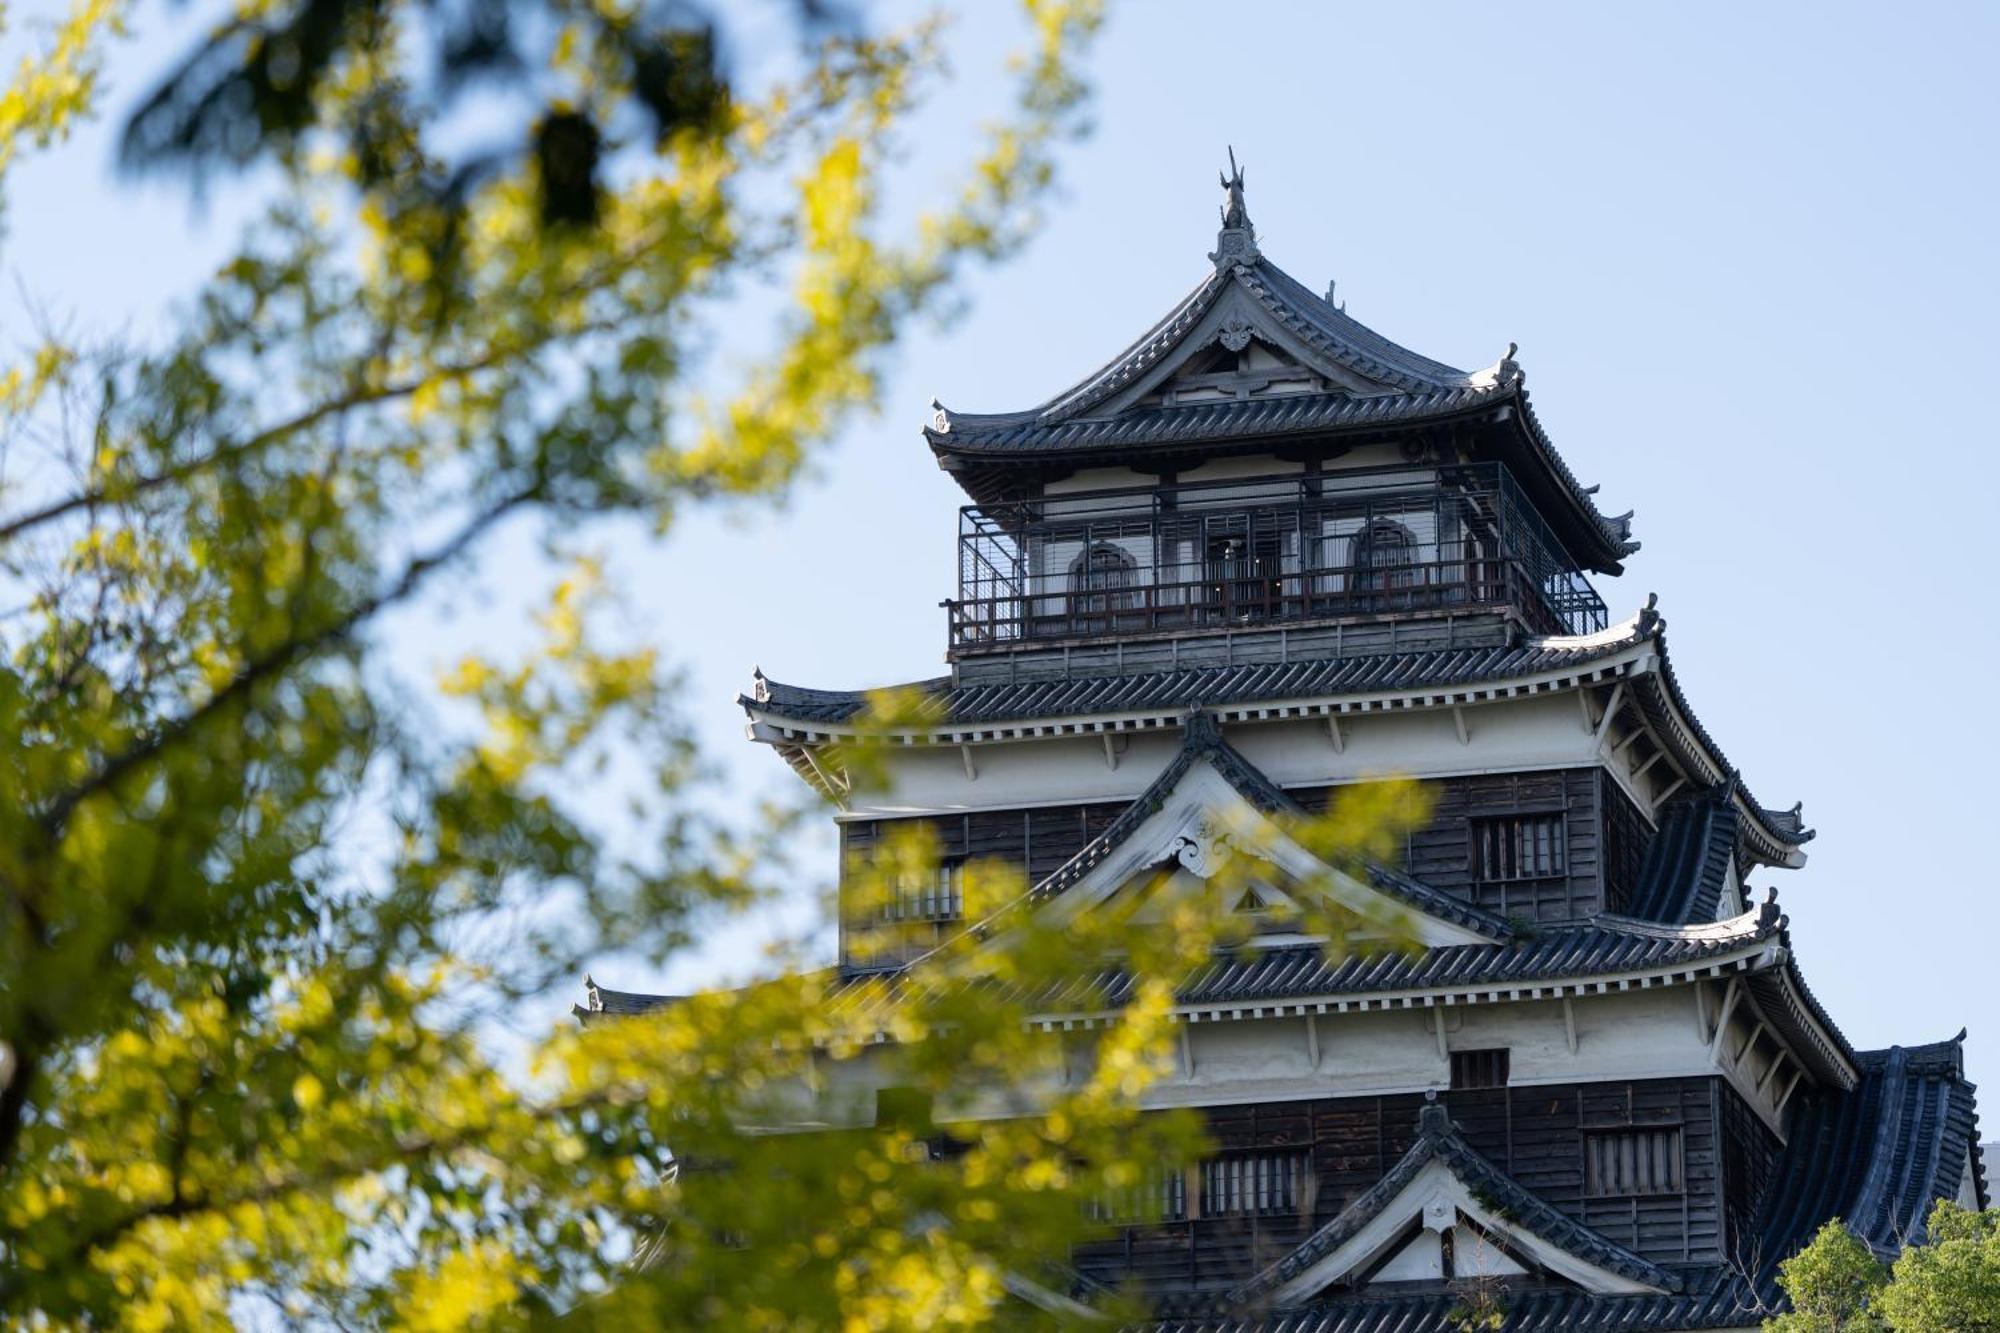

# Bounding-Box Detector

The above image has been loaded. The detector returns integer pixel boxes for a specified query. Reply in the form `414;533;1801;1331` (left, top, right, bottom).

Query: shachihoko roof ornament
1209;146;1260;269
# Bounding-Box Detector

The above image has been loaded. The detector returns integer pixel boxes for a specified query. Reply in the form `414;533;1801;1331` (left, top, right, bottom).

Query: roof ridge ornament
1636;590;1665;638
1208;146;1260;270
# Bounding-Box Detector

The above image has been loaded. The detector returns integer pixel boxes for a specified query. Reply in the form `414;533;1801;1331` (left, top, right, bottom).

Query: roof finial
1220;147;1249;228
1209;147;1259;269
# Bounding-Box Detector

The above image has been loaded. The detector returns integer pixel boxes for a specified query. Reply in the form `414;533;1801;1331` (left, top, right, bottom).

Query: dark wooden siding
1073;1076;1730;1295
843;766;1662;951
1297;768;1619;923
1599;771;1653;917
839;803;1124;965
1717;1079;1783;1265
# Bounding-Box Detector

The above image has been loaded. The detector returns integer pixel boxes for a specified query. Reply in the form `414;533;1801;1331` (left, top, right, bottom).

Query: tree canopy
0;2;1439;1326
1768;1205;2000;1333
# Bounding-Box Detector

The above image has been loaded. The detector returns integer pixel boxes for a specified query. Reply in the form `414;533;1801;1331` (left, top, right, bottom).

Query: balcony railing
949;463;1606;653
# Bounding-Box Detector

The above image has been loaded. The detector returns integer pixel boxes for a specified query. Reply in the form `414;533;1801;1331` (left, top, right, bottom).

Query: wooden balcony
948;464;1607;655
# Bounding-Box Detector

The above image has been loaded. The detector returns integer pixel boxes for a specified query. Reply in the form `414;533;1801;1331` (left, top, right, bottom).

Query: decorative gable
1034;716;1504;951
1234;1101;1680;1308
1117;284;1390;412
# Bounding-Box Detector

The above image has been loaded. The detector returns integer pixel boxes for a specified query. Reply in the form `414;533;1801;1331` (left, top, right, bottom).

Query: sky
4;2;1997;1094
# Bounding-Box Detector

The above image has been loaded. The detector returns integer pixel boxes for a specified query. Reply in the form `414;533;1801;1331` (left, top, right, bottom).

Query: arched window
1068;542;1138;626
1352;520;1417;593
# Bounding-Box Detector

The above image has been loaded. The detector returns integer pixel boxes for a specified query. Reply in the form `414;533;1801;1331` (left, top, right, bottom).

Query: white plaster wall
781;988;1743;1128
1044;467;1151;496
1177;455;1305;484
845;702;1612;819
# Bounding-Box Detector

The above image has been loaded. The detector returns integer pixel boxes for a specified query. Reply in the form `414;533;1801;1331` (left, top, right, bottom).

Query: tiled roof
1126;1275;1765;1333
923;237;1637;568
1625;784;1740;923
928;253;1479;446
1756;1034;1988;1268
747;630;1644;728
929;385;1507;454
1230;1100;1679;1303
960;912;1782;1018
743;603;1810;859
575;976;684;1018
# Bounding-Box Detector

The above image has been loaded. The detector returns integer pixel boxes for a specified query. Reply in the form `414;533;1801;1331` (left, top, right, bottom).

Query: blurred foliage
1767;1204;2000;1332
0;0;1435;1326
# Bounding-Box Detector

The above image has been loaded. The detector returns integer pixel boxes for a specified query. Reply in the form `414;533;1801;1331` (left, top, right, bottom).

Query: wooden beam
1305;1013;1321;1069
1592;682;1627;747
1632;749;1668;780
1613;727;1646;758
1451;705;1470;746
1327;714;1345;754
1758;1048;1791;1097
1735;1020;1769;1068
800;746;851;798
1179;1024;1194;1079
1433;1007;1449;1062
1708;978;1742;1060
1562;996;1579;1055
1655;774;1689;805
1578;688;1597;733
1694;983;1711;1044
1101;734;1119;771
1776;1066;1808;1116
960;744;978;781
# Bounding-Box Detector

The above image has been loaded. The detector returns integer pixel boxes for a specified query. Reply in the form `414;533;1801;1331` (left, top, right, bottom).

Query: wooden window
1450;1048;1510;1090
1199;1150;1313;1217
881;862;963;922
1584;1127;1684;1197
1068;542;1139;617
1083;1167;1188;1223
1471;813;1567;882
1352;519;1417;591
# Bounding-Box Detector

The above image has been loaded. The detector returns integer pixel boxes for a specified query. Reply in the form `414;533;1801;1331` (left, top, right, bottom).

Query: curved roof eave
930;253;1483;439
743;597;1808;867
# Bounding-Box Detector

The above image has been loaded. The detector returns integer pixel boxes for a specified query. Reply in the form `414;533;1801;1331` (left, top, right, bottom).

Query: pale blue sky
6;3;1996;1092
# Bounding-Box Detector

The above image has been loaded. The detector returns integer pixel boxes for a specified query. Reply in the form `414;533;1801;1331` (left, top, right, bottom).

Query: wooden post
1593;682;1627;747
1708;978;1742;1061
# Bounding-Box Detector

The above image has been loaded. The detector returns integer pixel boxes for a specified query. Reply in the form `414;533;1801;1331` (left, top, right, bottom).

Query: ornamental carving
1170;813;1225;878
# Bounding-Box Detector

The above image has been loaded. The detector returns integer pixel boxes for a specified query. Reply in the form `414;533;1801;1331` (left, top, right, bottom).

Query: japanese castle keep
585;163;1987;1328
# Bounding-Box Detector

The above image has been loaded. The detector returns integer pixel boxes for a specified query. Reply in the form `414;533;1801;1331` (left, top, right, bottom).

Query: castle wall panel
1072;1076;1733;1294
842;761;1663;954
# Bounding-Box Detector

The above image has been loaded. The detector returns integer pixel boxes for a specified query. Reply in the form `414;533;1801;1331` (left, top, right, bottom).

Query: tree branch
37;481;544;837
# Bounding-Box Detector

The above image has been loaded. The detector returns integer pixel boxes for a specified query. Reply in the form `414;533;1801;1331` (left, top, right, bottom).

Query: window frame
1067;540;1140;615
1467;809;1570;884
1449;1048;1511;1091
1582;1125;1685;1199
879;859;965;923
1351;518;1419;591
1196;1148;1316;1220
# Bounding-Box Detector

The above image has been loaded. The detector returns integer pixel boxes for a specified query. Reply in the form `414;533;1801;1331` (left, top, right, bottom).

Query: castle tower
588;163;1984;1329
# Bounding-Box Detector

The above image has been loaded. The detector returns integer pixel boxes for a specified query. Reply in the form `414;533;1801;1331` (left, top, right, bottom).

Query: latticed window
1352;519;1417;590
1083;1167;1188;1223
1471;813;1567;882
1200;1150;1313;1217
1584;1127;1684;1197
880;862;963;922
1069;542;1139;614
1450;1048;1510;1090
